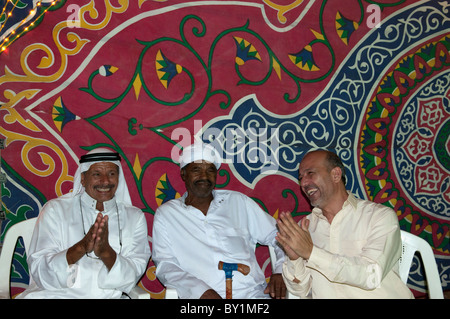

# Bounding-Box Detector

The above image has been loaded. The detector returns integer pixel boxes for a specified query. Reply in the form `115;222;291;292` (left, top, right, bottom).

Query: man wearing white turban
18;148;151;298
152;142;286;299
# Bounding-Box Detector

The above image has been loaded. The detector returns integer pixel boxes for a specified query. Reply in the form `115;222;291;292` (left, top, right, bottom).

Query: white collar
80;191;118;215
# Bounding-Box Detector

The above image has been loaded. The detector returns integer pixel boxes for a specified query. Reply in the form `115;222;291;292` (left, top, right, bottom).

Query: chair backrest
398;230;444;299
0;218;37;299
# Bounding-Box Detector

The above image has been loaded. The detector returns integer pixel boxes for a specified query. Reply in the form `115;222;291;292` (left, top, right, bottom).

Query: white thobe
18;192;151;299
152;190;285;299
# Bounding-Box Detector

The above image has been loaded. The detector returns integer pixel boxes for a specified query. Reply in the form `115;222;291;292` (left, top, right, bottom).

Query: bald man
277;150;413;299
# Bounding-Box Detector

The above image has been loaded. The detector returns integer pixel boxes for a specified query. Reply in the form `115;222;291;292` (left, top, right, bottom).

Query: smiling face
298;151;342;209
181;160;217;201
81;161;119;211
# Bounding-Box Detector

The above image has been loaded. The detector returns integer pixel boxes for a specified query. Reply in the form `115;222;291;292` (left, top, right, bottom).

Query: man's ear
80;172;86;187
180;168;186;182
331;167;342;183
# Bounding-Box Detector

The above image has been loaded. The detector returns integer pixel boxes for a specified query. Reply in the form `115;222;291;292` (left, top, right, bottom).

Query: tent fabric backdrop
0;0;449;298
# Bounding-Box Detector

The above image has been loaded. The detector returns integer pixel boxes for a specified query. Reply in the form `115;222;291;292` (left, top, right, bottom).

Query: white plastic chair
399;230;444;299
164;245;296;299
0;218;149;299
0;218;36;299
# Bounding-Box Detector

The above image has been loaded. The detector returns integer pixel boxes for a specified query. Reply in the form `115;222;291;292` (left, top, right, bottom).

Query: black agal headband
79;152;121;164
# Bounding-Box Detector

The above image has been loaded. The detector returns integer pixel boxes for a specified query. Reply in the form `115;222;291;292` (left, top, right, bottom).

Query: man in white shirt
152;142;286;299
276;149;413;298
18;148;151;298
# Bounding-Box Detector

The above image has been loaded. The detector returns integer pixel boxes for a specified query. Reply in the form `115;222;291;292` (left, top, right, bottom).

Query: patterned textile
0;0;448;298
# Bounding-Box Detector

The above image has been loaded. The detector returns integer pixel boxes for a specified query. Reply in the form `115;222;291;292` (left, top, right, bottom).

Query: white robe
18;192;151;299
152;189;285;299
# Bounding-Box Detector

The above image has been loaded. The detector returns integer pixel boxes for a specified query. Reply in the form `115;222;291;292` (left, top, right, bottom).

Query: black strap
79;152;121;163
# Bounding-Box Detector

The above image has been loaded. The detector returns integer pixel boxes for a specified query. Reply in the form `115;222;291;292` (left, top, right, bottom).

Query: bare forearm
66;242;87;265
99;247;117;271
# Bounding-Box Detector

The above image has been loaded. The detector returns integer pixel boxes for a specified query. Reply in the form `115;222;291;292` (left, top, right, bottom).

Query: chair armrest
0;288;10;299
128;285;150;299
165;288;178;299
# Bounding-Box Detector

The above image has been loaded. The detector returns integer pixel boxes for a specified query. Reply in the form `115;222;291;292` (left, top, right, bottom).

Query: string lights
0;0;60;53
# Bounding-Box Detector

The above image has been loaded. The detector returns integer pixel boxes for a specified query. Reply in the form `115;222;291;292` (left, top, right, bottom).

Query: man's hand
200;289;222;299
66;213;101;265
276;212;313;260
66;213;116;270
94;214;116;270
264;273;286;299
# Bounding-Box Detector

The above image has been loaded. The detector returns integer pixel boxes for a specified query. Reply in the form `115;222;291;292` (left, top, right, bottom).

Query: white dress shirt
18;191;151;299
152;189;285;299
282;192;414;298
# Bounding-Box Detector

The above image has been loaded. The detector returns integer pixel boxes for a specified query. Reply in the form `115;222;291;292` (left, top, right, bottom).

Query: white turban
178;142;222;170
67;148;132;205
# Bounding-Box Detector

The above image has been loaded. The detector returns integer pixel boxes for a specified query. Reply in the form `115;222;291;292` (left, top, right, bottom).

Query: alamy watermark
66;264;81;288
66;4;81;28
65;4;382;29
171;120;281;174
366;4;382;29
366;263;382;289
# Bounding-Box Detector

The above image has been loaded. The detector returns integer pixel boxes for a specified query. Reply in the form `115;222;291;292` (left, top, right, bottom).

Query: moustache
194;179;212;186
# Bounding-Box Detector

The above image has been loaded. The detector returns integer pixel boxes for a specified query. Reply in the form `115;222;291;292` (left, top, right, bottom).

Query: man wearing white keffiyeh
18;148;151;299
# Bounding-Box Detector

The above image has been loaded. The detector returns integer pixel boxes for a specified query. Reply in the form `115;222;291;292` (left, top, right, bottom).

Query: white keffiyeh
64;147;132;205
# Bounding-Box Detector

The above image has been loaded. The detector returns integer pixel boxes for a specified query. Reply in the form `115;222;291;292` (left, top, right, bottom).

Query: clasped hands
67;213;116;270
276;211;313;261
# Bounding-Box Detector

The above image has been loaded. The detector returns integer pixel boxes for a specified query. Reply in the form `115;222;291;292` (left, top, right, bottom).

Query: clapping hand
276;212;313;260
